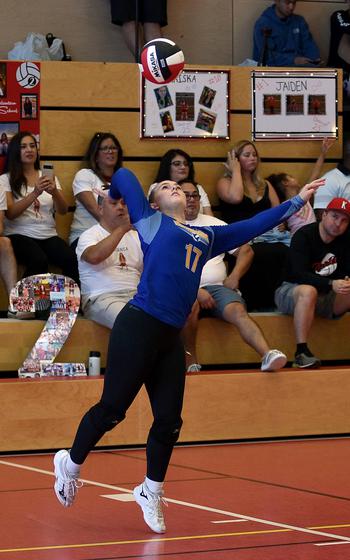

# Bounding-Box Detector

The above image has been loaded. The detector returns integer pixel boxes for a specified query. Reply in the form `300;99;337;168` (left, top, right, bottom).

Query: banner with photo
141;70;229;138
251;70;338;140
0;60;40;173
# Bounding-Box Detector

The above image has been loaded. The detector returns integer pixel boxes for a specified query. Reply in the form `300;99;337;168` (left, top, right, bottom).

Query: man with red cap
275;197;350;368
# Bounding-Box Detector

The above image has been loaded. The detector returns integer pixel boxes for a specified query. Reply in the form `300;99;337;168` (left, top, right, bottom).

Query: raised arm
216;150;244;204
308;137;335;183
210;178;325;256
109;168;153;224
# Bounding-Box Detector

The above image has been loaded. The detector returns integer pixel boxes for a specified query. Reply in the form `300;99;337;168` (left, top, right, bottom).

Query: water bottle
88;351;101;376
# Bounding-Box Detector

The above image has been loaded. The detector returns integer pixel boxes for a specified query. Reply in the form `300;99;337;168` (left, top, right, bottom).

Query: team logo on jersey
174;220;210;246
313;253;337;276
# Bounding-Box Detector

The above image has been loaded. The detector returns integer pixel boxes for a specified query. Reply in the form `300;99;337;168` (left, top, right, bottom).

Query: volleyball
16;62;41;88
140;38;184;84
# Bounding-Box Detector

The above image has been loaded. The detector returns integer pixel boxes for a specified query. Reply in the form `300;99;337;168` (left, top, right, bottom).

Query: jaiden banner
251;69;338;140
0;60;40;172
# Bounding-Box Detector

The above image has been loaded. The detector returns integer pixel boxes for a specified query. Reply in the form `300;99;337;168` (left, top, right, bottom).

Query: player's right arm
109;168;153;223
109;168;162;245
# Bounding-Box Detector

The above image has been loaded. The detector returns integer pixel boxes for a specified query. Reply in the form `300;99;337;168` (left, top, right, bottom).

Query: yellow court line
0;529;292;554
1;524;350;555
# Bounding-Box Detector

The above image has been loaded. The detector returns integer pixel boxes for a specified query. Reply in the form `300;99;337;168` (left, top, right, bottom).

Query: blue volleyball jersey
110;169;304;328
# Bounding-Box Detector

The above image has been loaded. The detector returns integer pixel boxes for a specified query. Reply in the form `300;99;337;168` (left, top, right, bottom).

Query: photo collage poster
10;273;86;378
251;70;338;140
141;70;229;138
0;61;40;173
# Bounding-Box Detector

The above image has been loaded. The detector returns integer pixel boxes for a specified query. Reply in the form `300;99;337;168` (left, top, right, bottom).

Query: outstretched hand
298;178;326;202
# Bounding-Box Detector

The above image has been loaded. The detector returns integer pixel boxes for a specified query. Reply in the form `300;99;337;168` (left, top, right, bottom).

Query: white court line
211;519;248;524
315;541;350;547
102;493;135;502
1;458;350;545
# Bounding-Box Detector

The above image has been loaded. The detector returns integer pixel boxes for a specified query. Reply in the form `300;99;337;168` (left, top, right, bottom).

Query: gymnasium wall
0;1;345;66
0;59;344;307
36;62;342;243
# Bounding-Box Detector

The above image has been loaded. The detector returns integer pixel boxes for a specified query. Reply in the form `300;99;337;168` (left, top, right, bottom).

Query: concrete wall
0;1;346;66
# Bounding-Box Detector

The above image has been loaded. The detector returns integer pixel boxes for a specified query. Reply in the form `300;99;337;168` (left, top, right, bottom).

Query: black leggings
8;234;79;284
239;242;289;311
70;303;186;482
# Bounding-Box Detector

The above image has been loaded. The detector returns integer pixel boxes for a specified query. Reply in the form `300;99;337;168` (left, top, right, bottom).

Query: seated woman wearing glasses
148;149;213;215
69;132;123;249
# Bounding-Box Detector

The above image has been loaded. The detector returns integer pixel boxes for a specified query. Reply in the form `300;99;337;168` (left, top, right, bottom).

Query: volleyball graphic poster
0;61;40;172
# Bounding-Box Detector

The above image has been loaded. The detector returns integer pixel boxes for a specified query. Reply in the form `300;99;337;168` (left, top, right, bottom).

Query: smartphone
42;162;54;178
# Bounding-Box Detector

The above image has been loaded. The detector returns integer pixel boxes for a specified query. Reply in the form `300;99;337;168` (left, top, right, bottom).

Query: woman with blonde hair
216;140;287;310
217;139;280;223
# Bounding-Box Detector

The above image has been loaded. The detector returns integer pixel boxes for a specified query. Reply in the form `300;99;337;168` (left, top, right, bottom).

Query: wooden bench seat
1;313;349;373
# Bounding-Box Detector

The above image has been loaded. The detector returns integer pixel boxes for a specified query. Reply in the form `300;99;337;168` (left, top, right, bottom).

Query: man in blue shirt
253;0;320;67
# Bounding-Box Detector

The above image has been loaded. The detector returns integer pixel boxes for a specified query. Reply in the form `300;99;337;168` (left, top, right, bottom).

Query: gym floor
1;437;350;559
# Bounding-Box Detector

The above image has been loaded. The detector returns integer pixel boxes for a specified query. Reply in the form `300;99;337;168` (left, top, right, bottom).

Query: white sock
66;452;81;476
145;477;164;495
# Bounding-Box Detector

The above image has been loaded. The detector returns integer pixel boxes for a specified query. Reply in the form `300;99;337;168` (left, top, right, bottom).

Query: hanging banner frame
141;69;230;139
251;69;338;140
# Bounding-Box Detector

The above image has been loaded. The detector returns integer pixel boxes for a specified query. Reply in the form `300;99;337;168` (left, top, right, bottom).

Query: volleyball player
53;169;324;533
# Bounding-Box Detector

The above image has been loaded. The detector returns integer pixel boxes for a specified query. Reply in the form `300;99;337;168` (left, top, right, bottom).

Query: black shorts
111;0;168;27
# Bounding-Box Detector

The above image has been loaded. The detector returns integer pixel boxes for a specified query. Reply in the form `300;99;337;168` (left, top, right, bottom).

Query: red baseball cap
326;198;350;218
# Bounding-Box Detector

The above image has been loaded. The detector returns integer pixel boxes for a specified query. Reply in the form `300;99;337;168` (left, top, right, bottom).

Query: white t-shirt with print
69;168;108;244
0;183;7;211
0;171;61;239
186;214;237;287
76;223;143;297
313;167;350;209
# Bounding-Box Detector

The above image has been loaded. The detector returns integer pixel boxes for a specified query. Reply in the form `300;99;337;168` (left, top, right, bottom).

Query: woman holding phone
0;131;79;284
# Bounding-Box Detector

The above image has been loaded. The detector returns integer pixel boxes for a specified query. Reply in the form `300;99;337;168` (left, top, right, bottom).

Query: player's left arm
209;179;324;257
209;197;303;256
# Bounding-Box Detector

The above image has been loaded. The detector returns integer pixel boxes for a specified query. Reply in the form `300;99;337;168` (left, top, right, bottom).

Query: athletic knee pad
150;418;183;446
89;401;125;433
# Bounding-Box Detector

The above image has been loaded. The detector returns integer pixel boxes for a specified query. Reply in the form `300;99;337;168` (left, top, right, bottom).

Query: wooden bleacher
0;61;347;453
2;366;350;452
2;364;350;452
1;313;350;452
1;313;350;373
